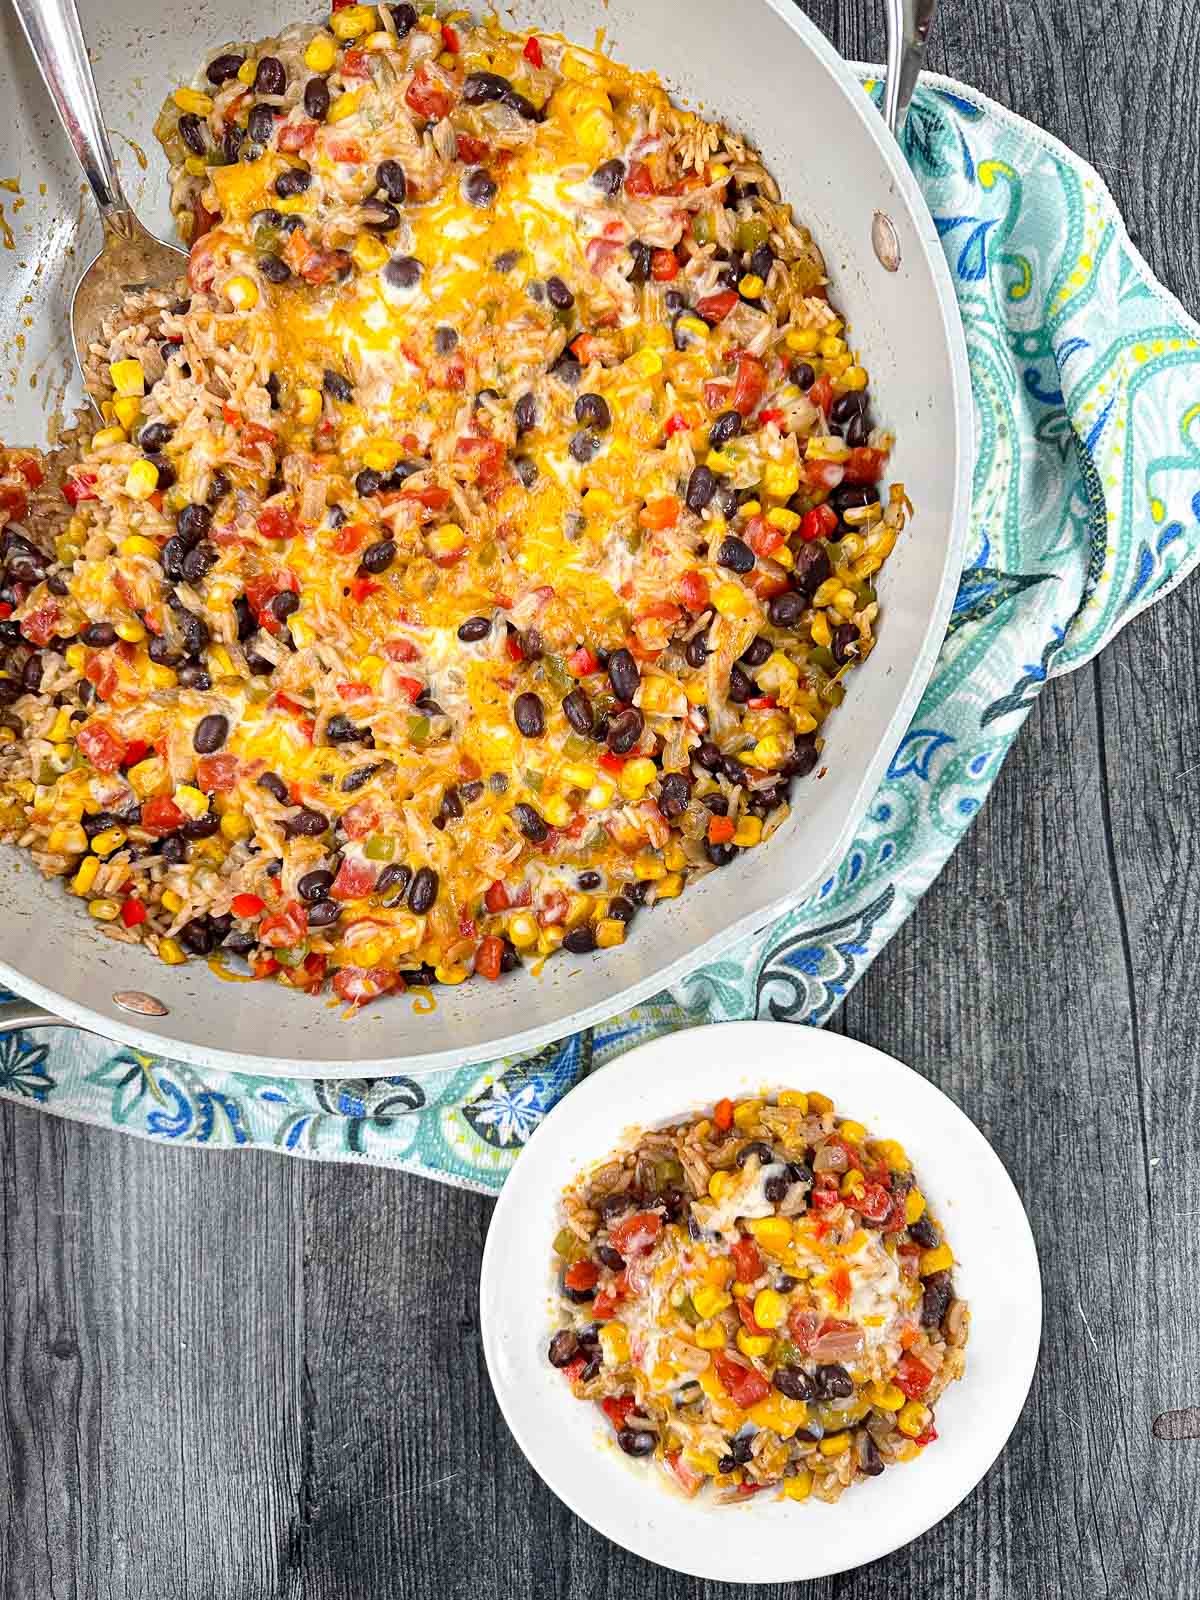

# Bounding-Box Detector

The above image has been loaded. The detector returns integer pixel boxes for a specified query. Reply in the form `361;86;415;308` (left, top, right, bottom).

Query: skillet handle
882;0;937;138
0;999;89;1034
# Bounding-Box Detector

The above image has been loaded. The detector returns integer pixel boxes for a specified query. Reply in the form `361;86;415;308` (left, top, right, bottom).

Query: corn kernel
818;334;847;359
712;581;753;620
733;816;763;848
842;364;868;391
158;937;187;965
585;779;616;809
872;1382;905;1411
295;387;323;426
736;1328;773;1359
508;912;538;948
69;857;100;896
810;611;832;648
184;155;207;178
738;500;762;518
705;449;735;472
694;1319;726;1349
172;87;214;116
839;1120;868;1144
627;348;663;379
90;827;126;858
766;506;800;533
599;1324;630;1366
752;1289;788;1330
109;357;147;400
125;758;165;798
48;710;72;746
870;1138;911;1172
119;535;161;560
87;898;122;922
362;441;403;475
778;1089;808;1111
919;1243;954;1276
428;523;466;557
781;1470;813;1501
705;1255;734;1286
91;426;126;450
564;893;594;930
692;1283;732;1320
708;162;731;181
684;679;707;706
595;917;625;948
64;644;87;674
330;4;375;39
237;58;257;83
353;232;390;272
750;735;786;768
327;91;362;123
124;460;159;500
818;1431;851;1458
905;1188;927;1226
304;31;338;70
47;823;87;854
160;889;185;914
542;795;571;827
220;812;252;843
732;1099;761;1131
173;786;209;820
786;327;820;354
633;852;665;882
434;963;470;984
225;275;259;311
663;841;687;872
707;1168;736;1201
738;273;764;299
746;1216;792;1255
840;1168;866;1199
112;395;142;431
897;1400;932;1439
806;1089;833;1116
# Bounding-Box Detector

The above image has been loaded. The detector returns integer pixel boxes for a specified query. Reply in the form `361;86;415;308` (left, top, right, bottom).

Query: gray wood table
2;1;1196;1595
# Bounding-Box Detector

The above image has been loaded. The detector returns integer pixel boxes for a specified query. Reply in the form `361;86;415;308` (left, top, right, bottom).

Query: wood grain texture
2;1;1199;1596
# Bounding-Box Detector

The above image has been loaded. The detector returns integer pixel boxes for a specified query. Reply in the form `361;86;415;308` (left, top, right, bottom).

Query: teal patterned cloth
2;75;1198;1190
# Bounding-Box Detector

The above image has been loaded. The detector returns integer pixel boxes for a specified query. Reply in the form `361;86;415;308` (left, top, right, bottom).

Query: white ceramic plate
479;1021;1041;1584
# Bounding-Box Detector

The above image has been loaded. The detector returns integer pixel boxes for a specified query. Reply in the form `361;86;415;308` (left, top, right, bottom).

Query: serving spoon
10;0;187;411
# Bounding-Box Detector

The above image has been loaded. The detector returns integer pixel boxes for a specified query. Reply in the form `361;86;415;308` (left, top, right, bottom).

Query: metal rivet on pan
872;211;901;272
112;990;170;1017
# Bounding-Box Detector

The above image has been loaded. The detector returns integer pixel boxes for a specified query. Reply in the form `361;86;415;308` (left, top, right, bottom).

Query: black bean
326;713;368;746
513;692;545;737
695;740;723;772
180;916;216;955
360;539;396;575
617;1429;656;1458
182;812;220;841
651;772;688;819
302;75;331;121
789;734;819;780
407;866;439;914
627;239;652;282
910;1214;941;1249
791;359;816;391
606;706;644;755
707;840;735;867
139;420;173;452
550;350;582;387
373;863;411;904
504;87;540;120
327;506;348;529
374;158;407;204
575;392;610;431
463;70;511;103
829;392;867;426
767;590;805;628
255;771;288;805
562;1278;595;1305
390;3;417;35
814;1363;855;1400
513;456;538;488
749;242;774;280
157;833;187;865
363;200;401;232
178;113;207;157
254;56;286;95
430;327;458;361
713;480;739;518
383;253;421;290
684;633;708;669
792;544;832;600
568;430;599;464
831;623;860;666
546;275;574;310
247;103;277;148
223;123;246;163
149;634;182;666
858;1429;885;1477
846;413;869;447
463;168;497;208
274;167;311;199
182;542;218;585
709;409;742;448
721;755;749;785
252;252;289;287
595;1244;624;1272
306;898;341;928
297;869;334;903
493;250;521;275
685;465;717;513
764;1174;789;1203
921;1272;953;1329
773;1366;814;1402
548;1328;578;1368
265;373;281;411
510;802;548;844
561;688;594;736
592;158;625;196
578;870;601;891
355;468;383;499
265;591;297;627
735;1139;775;1168
608;895;636;924
436;785;463;827
514;391;537;435
563;926;596;955
460;781;484;806
285;807;328;838
607;647;639;702
21;655;42;693
717;536;754;574
193;714;228;754
206;52;245;85
741;636;772;669
323;369;354;404
81;622;116;648
457;615;491;642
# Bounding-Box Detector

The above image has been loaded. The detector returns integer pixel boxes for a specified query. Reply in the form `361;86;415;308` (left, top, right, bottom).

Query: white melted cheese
690;1162;786;1243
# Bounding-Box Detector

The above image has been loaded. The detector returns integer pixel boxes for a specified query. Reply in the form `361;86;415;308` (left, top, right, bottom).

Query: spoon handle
10;0;134;232
882;0;938;139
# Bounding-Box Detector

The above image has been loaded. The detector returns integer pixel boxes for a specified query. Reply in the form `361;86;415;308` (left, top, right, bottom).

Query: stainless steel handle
883;0;937;138
0;999;86;1034
9;0;135;235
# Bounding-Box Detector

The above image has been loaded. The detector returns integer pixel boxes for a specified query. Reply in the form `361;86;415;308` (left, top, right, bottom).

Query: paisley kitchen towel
2;74;1198;1190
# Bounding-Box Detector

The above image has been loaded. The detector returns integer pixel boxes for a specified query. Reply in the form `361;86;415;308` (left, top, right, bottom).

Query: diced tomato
561;1354;588;1383
484;881;510;913
638;496;680;531
231;893;265;919
799;503;838;543
257;506;298;542
758;407;785;426
787;1308;820;1351
678;570;710;613
339;48;372;78
809;1182;839;1211
277;121;316;153
599;1396;636;1433
736;1297;769;1337
19;601;60;647
383;638;419;663
119;740;148;770
283;228;317;276
83;654;118;702
120;897;147;929
405;63;455;120
746;695;776;711
14;456;43;489
608;1211;663;1258
856;1181;892;1223
650;249;679;281
843;446;887;486
731;354;768;417
475;934;505;980
331;858;378;901
331;965;401;1005
440;21;460;51
895;1353;933;1399
598;751;626;774
251;956;280;979
827;1264;852;1308
566;645;598;677
696;289;738;324
401;484;451;512
62;472;97;507
141;795;185;835
0;484;27;520
730;1237;763;1284
523;34;544;66
259;902;309;949
348;576;380;604
195;753;239;792
624;161;655;198
713;1353;770;1409
703;379;731;413
336;681;371;702
664;1452;704;1497
455;133;488;164
537;888;569;928
713;1096;734;1132
707;815;735;846
75;720;126;773
745;515;784;559
591;1287;622;1321
809;373;834;415
564;1260;600;1293
663;410;692;438
395;674;425;703
340;798;379;840
914;1423;939;1448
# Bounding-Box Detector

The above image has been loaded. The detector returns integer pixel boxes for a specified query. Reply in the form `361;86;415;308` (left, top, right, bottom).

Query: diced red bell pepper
0;485;27;521
736;1297;769;1337
809;1182;840;1212
259;902;309;948
799;504;838;543
624;162;654;198
339;48;372;78
598;752;626;774
745;515;784;559
713;1096;734;1132
83;654;118;702
14;456;44;488
441;22;460;52
842;446;887;486
141;795;186;835
231;893;265;919
856;1180;892;1223
758;407;785;426
120;897;147;928
484;881;510;914
455;133;488;165
664;1452;704;1497
475;934;505;980
678;570;710;613
707;815;735;846
566;646;599;677
395;674;425;703
895;1353;933;1399
564;1260;600;1293
251;956;280;979
730;1237;763;1284
337;681;371;701
76;721;127;773
561;1354;588;1383
348;576;380;604
608;1211;663;1258
787;1308;820;1351
713;1353;770;1409
523;34;544;67
696;289;738;324
914;1423;938;1448
405;63;454;120
600;1395;636;1431
62;472;97;507
731;354;768;417
257;506;298;542
650;249;679;281
663;410;692;438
